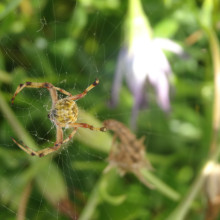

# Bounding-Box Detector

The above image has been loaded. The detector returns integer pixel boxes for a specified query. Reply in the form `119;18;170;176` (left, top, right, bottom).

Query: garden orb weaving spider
11;79;106;157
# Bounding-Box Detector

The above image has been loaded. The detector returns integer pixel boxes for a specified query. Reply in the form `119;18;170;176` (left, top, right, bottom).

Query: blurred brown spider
11;79;106;157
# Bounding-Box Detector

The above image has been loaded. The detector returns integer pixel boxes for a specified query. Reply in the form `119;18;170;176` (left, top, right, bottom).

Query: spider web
0;1;203;220
0;1;126;219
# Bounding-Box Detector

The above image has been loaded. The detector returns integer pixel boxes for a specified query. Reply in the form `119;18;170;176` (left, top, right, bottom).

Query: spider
11;79;106;157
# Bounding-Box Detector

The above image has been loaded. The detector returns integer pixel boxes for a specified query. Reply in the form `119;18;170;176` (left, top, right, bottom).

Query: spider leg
11;127;78;157
12;125;64;157
69;122;106;132
36;127;78;156
62;127;78;144
11;137;38;156
68;78;99;101
52;86;73;96
34;144;62;157
11;137;62;157
11;82;59;105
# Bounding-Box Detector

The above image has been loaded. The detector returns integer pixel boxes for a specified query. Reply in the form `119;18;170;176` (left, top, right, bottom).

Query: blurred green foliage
0;0;220;219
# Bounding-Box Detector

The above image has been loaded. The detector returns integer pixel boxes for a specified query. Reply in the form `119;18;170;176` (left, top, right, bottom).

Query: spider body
49;98;78;127
11;79;106;157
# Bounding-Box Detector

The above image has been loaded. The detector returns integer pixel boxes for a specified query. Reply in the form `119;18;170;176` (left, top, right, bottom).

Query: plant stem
0;70;12;84
207;30;220;153
167;28;220;220
141;169;180;201
0;93;36;148
17;181;33;220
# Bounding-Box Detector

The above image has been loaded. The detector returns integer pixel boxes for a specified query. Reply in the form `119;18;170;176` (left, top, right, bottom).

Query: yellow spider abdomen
50;98;78;127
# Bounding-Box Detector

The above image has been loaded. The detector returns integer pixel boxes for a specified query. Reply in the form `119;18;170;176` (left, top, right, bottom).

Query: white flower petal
153;38;184;55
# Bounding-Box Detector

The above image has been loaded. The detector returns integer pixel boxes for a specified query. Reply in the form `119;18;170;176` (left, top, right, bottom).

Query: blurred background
0;0;220;219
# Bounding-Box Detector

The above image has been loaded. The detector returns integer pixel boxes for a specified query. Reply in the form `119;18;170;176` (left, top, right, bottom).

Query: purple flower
110;0;184;129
